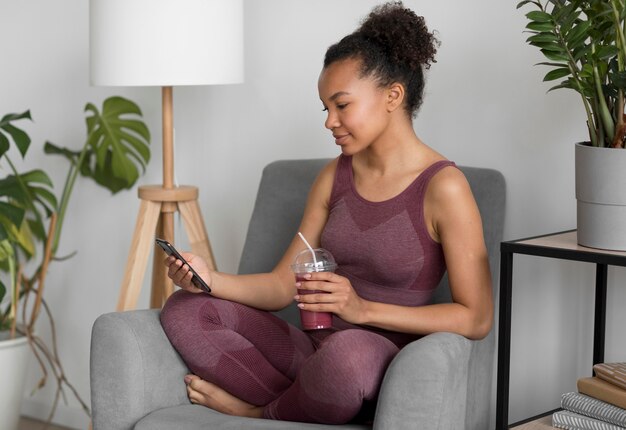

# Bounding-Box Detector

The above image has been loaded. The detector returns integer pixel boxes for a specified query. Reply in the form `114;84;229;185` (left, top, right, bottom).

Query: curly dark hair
323;1;439;118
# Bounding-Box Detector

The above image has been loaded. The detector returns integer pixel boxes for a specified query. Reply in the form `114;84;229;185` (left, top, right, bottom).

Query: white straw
297;232;318;267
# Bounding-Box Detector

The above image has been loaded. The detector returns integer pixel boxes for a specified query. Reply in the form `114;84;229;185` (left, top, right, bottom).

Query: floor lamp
90;0;244;311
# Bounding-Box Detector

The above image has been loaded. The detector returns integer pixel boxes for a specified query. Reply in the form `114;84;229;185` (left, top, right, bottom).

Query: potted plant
0;96;150;429
518;0;626;250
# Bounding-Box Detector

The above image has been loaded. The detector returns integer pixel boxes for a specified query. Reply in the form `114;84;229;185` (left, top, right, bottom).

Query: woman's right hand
164;253;212;293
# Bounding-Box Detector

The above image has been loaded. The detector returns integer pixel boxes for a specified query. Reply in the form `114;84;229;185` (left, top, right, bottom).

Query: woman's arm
296;166;493;340
166;158;338;312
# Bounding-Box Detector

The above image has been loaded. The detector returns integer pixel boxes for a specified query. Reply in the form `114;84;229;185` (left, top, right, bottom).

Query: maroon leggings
160;290;400;424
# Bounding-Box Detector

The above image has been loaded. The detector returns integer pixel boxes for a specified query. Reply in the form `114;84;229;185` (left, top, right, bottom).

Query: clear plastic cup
291;248;337;330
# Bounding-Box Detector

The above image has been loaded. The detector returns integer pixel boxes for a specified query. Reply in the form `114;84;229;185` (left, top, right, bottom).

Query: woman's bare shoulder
321;156;340;178
427;162;471;200
311;156;341;192
424;163;478;235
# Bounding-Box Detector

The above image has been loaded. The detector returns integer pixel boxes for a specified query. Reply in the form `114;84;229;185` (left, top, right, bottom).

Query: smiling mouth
333;134;349;144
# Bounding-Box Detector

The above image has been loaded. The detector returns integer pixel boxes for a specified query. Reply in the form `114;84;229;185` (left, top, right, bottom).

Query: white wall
1;0;625;428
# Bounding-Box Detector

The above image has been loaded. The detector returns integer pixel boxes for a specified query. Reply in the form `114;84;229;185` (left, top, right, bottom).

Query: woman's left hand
294;272;367;325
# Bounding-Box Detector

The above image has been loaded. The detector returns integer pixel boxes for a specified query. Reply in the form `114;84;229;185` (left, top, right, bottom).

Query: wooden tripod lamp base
116;184;216;311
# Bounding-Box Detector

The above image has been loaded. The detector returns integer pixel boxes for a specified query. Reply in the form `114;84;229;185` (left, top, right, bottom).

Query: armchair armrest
90;310;190;430
373;332;473;430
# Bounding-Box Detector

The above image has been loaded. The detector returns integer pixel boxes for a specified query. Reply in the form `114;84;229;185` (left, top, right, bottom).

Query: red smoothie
291;246;337;331
295;274;332;330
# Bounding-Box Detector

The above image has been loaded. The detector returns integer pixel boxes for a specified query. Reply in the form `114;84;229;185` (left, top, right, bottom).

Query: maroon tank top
320;155;456;342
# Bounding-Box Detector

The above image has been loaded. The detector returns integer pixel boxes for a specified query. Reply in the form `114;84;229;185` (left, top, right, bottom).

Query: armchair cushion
90;310;189;429
374;332;472;430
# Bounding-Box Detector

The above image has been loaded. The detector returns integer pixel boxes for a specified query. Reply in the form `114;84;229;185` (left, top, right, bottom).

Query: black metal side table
496;230;626;429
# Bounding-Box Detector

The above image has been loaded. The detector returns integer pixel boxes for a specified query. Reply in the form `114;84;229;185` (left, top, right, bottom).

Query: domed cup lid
291;248;337;273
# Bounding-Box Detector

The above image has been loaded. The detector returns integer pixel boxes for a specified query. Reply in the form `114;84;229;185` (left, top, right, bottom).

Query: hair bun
357;1;438;70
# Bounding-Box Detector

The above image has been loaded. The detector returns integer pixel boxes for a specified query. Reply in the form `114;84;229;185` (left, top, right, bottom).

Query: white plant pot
575;142;626;251
0;332;30;430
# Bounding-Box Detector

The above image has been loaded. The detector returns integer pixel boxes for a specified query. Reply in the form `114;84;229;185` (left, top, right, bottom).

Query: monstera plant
0;96;150;421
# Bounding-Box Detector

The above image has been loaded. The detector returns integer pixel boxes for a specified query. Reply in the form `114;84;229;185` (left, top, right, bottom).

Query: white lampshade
90;0;244;87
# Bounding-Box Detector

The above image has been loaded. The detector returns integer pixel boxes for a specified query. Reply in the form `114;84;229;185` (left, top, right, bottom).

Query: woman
160;1;493;424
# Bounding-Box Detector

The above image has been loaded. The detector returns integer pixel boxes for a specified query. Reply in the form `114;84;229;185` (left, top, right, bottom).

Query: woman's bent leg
160;290;316;406
264;329;399;424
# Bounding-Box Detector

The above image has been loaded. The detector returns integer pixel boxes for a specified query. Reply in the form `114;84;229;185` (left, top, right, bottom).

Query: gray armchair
90;159;505;430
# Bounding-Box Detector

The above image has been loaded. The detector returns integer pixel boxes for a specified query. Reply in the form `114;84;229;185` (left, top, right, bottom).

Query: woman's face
318;58;391;155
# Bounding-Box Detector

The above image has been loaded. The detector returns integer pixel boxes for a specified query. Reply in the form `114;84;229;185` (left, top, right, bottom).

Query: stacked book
552;362;626;429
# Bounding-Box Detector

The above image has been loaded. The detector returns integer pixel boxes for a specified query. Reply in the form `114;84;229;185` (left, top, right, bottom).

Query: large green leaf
0;200;25;244
0;132;9;159
44;141;83;164
0;213;14;242
0;167;56;246
566;21;591;49
0;236;13;255
0;201;25;227
527;10;554;22
0;110;32;158
573;44;592;61
0;213;35;258
527;21;557;31
83;96;151;194
14;219;35;257
90;150;134;194
536;61;570;67
533;41;567;52
579;63;594;79
554;1;581;29
44;141;98;181
0;170;57;216
516;0;536;9
595;45;619;60
541;49;570;62
0;111;31;125
527;32;559;43
544;67;572;81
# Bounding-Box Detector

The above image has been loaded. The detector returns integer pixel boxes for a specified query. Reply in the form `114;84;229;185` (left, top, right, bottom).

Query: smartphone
155;238;211;293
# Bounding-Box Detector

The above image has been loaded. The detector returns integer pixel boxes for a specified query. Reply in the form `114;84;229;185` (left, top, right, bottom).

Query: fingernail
297;303;304;309
304;273;311;279
295;282;301;287
184;375;192;384
294;295;300;301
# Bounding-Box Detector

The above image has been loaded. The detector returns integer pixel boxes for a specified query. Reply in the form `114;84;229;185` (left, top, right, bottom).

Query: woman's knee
314;329;399;394
160;290;217;337
321;330;398;363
